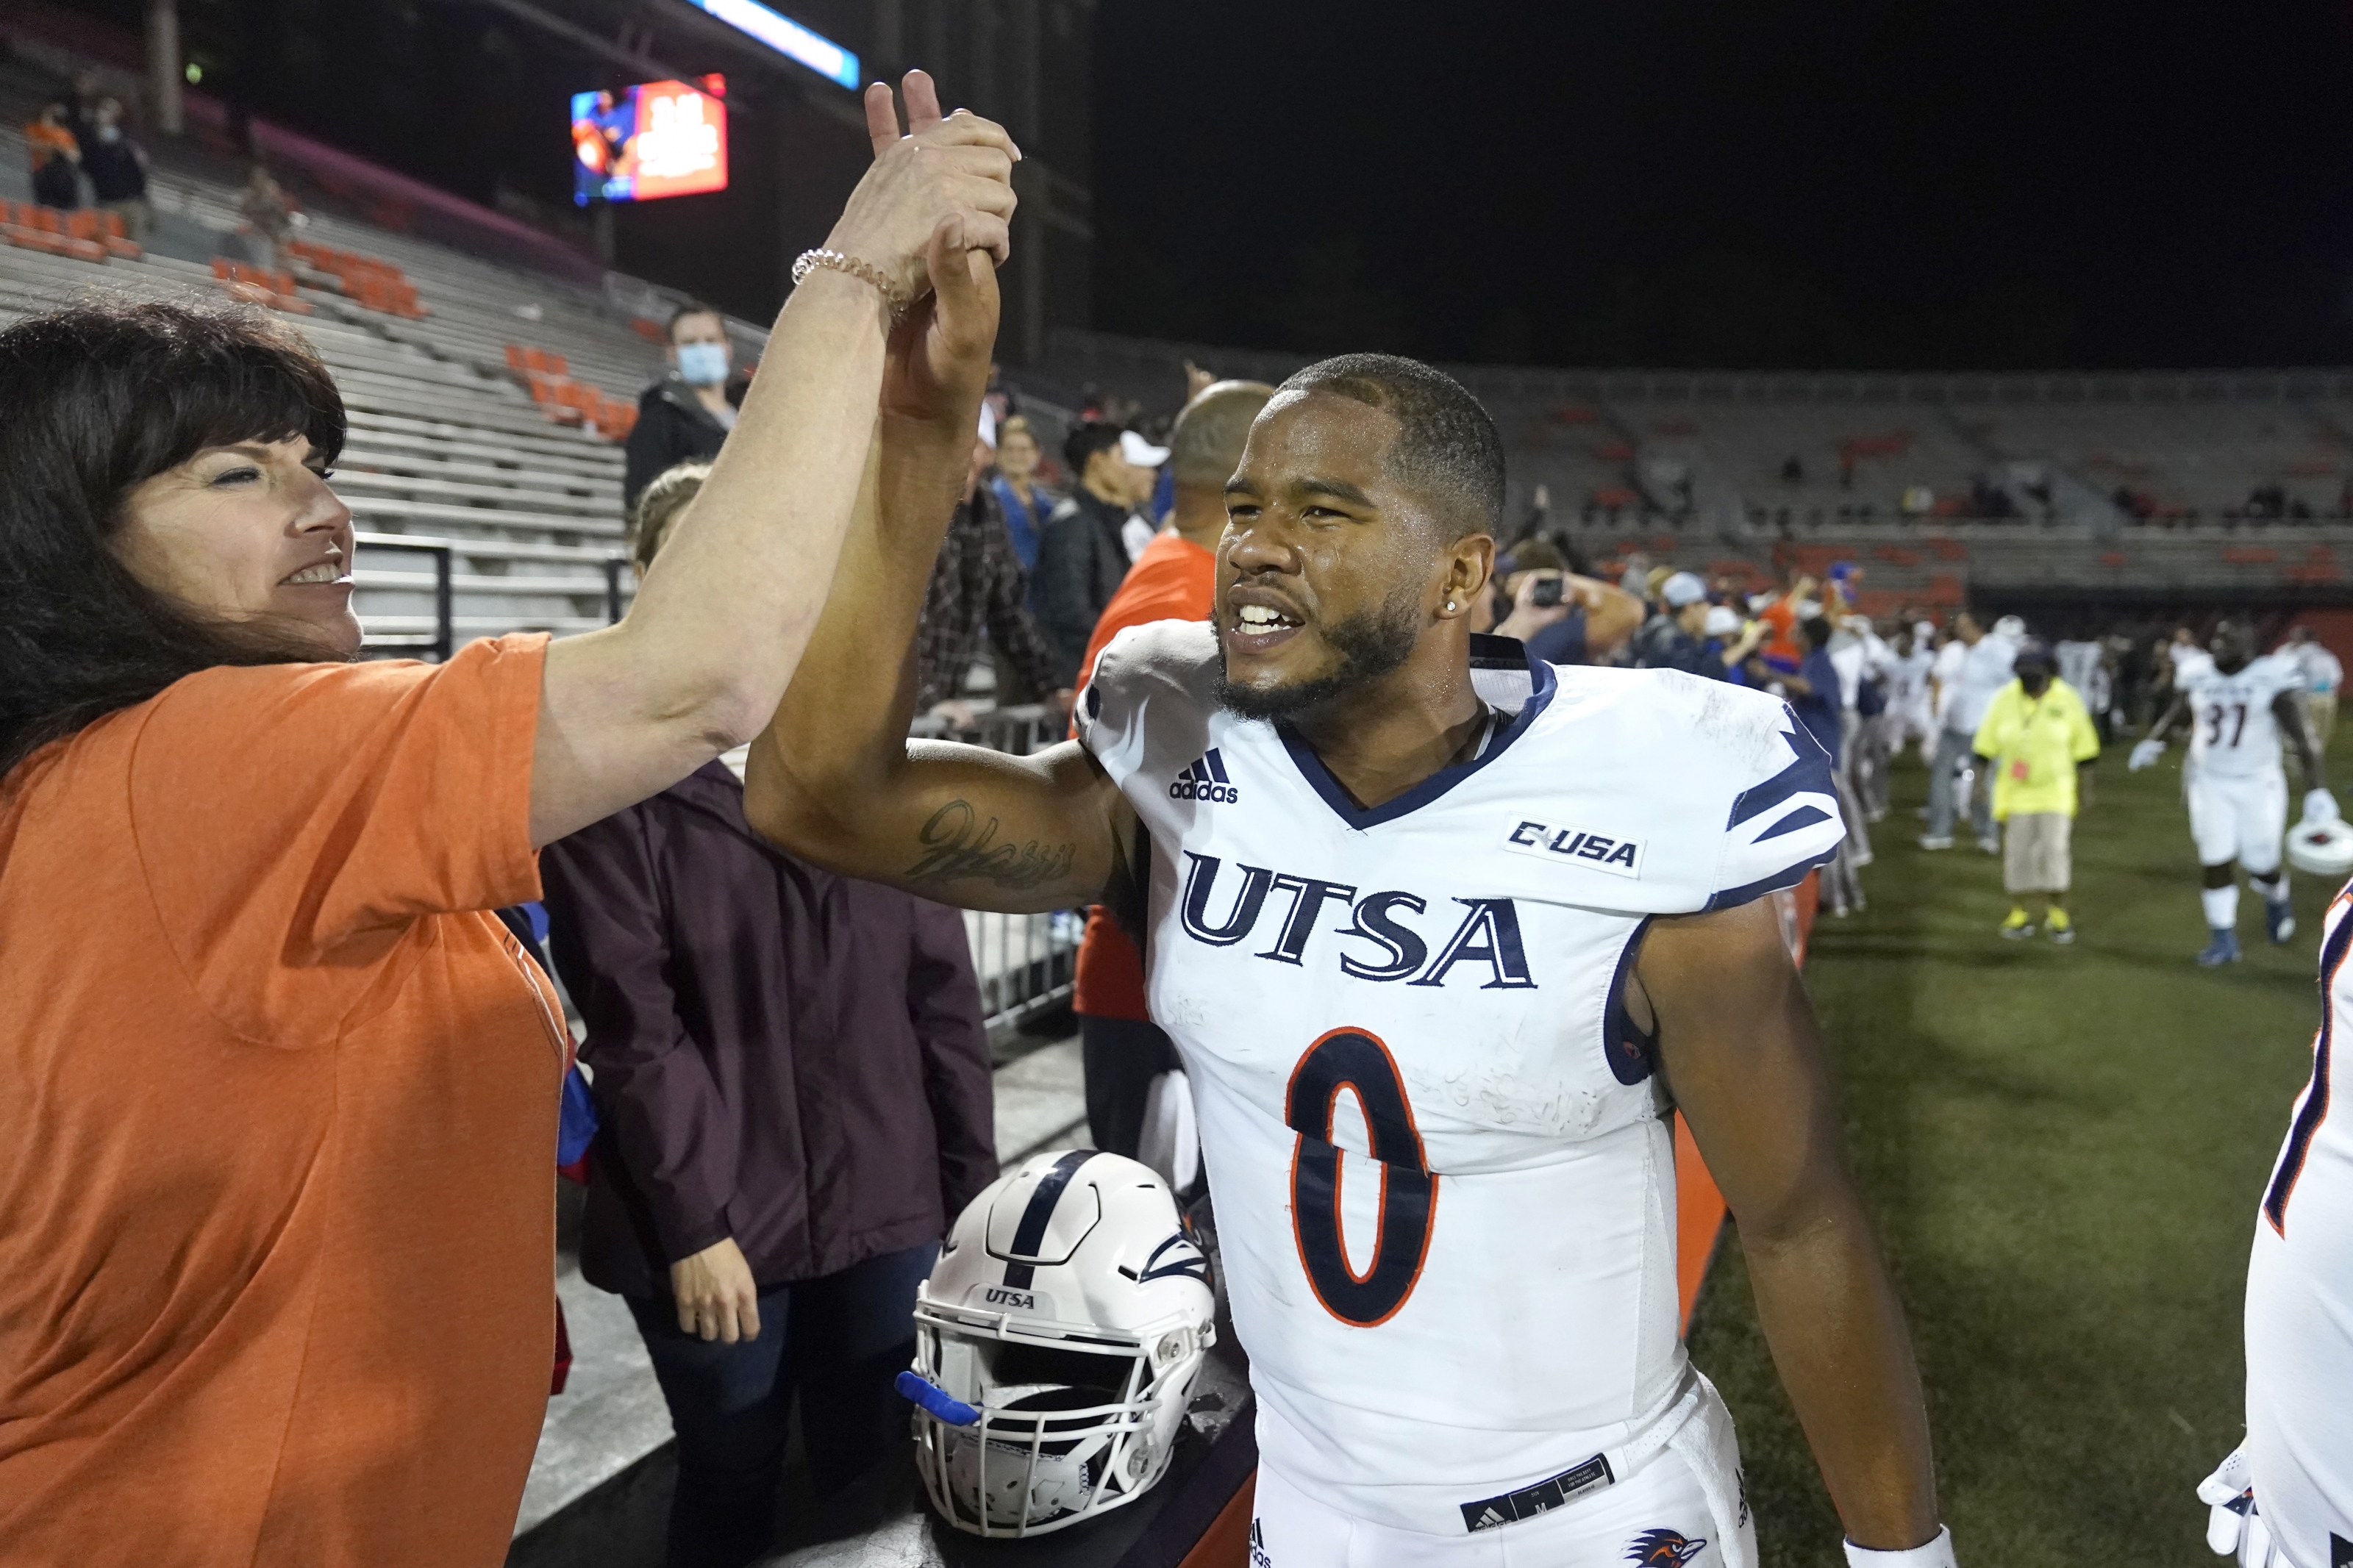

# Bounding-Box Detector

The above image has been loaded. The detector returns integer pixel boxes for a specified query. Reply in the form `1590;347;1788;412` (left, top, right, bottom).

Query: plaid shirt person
915;482;1064;711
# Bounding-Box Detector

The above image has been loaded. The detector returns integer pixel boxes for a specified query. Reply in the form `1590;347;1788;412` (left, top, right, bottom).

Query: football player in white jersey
2129;620;2337;965
2199;883;2353;1568
746;253;1951;1567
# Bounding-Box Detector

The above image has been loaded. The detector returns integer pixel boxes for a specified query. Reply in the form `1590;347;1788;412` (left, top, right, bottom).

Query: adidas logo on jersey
1169;749;1239;803
1501;817;1644;878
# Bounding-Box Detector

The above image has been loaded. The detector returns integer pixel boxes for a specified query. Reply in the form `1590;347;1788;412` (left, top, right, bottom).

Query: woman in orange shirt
0;74;1015;1567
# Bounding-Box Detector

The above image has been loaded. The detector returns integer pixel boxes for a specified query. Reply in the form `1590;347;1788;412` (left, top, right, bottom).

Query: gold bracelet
790;248;909;323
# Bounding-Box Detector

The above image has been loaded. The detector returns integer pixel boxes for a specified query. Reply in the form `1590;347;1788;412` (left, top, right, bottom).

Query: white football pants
1249;1383;1756;1568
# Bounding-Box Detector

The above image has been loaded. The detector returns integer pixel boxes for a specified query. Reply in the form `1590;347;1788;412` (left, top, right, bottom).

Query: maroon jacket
540;761;997;1298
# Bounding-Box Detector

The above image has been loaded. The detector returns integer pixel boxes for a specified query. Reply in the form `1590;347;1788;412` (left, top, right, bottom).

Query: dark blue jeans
626;1242;938;1568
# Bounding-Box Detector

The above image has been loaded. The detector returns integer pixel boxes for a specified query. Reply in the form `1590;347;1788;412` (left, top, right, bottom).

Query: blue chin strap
896;1370;981;1427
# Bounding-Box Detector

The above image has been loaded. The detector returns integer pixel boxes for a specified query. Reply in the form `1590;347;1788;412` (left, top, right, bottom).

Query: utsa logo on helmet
1626;1528;1709;1566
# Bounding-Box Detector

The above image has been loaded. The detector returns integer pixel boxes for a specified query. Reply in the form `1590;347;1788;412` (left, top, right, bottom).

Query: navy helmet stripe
1001;1148;1096;1287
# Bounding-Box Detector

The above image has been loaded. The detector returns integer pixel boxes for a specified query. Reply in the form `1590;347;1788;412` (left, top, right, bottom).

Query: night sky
1091;0;2353;370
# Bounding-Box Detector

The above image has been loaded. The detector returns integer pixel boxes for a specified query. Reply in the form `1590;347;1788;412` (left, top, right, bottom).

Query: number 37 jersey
1075;623;1845;1533
2174;650;2304;781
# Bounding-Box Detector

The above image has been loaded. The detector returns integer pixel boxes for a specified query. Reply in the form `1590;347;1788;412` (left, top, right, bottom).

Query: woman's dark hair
0;297;348;776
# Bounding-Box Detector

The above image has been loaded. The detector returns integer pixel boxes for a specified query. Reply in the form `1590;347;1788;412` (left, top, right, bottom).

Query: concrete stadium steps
1039;328;2353;540
0;232;635;638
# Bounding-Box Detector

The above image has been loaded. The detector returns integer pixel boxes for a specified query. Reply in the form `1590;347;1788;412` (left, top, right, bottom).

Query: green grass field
1685;744;2332;1566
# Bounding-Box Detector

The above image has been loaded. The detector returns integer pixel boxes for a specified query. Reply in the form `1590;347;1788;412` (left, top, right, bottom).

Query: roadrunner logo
1170;749;1238;803
1626;1528;1709;1566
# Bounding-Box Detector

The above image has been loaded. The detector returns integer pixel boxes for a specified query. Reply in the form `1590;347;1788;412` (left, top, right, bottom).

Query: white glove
2197;1448;2279;1565
2303;788;2340;828
2129;738;2166;772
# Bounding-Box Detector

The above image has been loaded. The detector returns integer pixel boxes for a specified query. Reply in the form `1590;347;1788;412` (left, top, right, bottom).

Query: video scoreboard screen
571;76;729;206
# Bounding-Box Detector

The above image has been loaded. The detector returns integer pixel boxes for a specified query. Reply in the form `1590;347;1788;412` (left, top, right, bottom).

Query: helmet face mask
904;1150;1216;1538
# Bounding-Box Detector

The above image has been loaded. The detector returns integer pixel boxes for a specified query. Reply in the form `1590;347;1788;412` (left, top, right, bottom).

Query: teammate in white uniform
752;329;1954;1565
2130;620;2335;965
2199;883;2353;1568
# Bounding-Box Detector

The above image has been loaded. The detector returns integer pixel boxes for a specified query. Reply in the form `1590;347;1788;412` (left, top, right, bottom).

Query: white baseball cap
1704;605;1742;637
1661;571;1707;609
1118;429;1170;467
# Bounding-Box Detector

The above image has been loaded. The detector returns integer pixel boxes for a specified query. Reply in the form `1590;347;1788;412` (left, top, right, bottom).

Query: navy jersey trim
1000;1149;1096;1289
1727;716;1836;831
2265;903;2353;1232
1703;840;1839;913
1274;644;1560;831
1602;917;1660;1086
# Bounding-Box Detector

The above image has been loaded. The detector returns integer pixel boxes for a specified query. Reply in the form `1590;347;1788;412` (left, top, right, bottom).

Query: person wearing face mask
624;302;743;513
82;99;151;241
1971;638;2102;944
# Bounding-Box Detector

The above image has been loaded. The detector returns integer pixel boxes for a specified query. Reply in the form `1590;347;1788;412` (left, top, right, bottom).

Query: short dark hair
1276;354;1505;537
1064;420;1125;478
1802;615;1835;648
666;301;724;341
0;298;348;776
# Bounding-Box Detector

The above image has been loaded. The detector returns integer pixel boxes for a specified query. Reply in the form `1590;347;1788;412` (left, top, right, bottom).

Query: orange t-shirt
0;634;566;1567
24;121;77;171
1071;529;1217;1020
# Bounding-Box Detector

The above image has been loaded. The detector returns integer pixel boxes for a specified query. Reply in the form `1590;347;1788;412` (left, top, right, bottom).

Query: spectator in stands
624;302;741;512
0;78;1015;1563
24;101;81;211
1923;612;2021;852
541;462;996;1568
1481;539;1645;665
2284;626;2343;756
82;99;151;241
987;413;1056;578
63;68;107;148
1746;615;1865;914
1633;570;1762;679
237;164;296;269
1033;421;1165;684
1617;548;1652;598
1973;639;2101;943
1068;379;1274;1164
915;413;1068;726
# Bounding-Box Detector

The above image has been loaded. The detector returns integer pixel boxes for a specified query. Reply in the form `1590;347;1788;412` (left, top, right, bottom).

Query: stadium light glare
682;0;860;90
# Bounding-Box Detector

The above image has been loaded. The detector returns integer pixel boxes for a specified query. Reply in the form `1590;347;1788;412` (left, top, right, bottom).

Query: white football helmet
2288;818;2353;880
899;1150;1215;1538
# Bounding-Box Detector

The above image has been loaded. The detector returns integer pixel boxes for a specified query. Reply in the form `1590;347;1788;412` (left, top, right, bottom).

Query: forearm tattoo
906;800;1076;891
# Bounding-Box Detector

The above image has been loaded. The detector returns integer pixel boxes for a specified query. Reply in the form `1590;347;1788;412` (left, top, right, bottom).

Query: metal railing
356;530;633;661
355;531;456;661
915;702;1082;1039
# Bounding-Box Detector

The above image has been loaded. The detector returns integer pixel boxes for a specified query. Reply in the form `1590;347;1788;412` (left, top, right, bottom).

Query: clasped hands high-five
661;75;1019;1346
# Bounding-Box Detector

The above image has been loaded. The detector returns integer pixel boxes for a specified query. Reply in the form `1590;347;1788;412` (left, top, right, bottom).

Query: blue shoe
2266;900;2297;945
2196;928;2243;967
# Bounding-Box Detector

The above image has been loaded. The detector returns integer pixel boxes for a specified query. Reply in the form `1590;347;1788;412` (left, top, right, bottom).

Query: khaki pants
2003;812;2073;895
2311;692;2338;755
